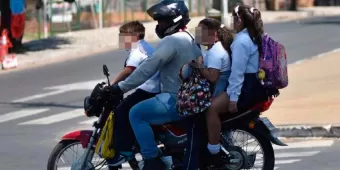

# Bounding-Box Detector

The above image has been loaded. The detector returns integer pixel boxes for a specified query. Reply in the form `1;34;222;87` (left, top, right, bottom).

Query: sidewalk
262;49;340;137
2;7;340;73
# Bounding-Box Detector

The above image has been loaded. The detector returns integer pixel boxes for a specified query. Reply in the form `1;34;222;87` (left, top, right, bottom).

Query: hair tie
220;24;225;28
234;5;240;13
250;7;255;13
234;5;240;18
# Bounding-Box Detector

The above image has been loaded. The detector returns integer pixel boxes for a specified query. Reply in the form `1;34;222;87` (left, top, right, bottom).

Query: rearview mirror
103;65;110;77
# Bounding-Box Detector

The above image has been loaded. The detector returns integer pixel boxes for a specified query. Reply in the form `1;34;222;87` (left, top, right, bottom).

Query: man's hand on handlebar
102;83;123;96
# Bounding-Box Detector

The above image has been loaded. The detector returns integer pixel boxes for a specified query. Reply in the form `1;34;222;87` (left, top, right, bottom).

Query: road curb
276;125;340;138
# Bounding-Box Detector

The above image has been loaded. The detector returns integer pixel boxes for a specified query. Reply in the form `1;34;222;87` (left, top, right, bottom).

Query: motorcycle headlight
83;96;103;117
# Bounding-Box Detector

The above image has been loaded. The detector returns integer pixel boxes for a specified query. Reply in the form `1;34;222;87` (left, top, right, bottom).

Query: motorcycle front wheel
47;140;121;170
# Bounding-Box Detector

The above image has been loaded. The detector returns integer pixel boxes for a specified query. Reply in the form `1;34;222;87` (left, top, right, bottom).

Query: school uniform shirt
227;28;260;102
202;41;231;72
125;40;160;94
203;41;231;97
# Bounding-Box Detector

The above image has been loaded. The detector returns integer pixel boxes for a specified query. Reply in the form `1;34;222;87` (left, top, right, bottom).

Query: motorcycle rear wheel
222;129;275;170
47;140;120;170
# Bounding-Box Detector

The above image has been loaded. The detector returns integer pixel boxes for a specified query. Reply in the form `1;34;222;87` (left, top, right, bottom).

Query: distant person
10;0;26;53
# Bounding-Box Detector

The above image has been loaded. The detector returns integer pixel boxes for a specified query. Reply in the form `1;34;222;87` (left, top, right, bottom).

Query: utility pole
206;0;221;22
43;0;48;38
221;0;228;25
98;0;103;29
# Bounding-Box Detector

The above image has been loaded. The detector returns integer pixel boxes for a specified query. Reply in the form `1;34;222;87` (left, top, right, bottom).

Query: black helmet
147;0;191;38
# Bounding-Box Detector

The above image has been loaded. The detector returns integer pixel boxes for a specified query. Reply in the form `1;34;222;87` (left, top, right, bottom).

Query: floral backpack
176;64;212;117
259;33;288;90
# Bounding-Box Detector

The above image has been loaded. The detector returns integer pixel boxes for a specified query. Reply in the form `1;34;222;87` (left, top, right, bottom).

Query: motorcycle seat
221;98;274;122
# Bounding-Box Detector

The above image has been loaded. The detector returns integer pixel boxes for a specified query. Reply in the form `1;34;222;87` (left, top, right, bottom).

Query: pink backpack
259;34;288;89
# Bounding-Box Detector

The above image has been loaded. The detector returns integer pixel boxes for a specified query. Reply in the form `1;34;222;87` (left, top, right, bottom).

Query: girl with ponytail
204;5;269;166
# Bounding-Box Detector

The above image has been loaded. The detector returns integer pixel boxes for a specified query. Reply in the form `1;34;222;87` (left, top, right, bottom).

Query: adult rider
107;1;202;170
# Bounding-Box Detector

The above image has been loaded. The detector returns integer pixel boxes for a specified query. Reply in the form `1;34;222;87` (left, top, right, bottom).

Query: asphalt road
1;15;340;170
273;138;340;170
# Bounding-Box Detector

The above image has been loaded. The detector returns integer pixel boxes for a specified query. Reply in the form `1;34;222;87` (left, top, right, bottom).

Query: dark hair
198;18;234;56
233;5;263;55
119;21;145;40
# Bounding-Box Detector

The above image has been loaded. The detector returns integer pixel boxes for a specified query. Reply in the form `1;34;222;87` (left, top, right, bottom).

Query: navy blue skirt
235;73;268;113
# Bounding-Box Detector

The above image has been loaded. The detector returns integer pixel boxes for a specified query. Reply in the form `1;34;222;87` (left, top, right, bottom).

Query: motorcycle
47;65;287;170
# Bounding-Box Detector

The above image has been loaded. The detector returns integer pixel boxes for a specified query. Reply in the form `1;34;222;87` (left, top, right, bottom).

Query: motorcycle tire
47;140;119;170
238;128;275;170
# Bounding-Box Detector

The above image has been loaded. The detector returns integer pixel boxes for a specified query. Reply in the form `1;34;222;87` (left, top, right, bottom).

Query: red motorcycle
47;65;287;170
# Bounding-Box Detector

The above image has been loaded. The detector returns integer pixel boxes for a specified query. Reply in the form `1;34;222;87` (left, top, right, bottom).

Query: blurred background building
1;0;340;52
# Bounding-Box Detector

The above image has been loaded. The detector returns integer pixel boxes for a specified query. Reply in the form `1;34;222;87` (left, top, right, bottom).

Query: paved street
273;139;337;170
1;15;340;169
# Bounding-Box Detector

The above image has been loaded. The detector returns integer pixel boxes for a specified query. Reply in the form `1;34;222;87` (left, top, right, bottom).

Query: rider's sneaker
106;152;134;166
142;157;167;170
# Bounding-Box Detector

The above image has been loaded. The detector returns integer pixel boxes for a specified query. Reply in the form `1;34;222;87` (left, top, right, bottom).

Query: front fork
79;126;98;170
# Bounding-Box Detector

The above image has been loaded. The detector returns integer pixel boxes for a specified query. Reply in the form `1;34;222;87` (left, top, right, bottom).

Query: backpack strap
183;30;201;50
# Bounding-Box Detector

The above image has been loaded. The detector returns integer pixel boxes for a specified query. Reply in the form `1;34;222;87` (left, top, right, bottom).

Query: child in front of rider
107;21;161;166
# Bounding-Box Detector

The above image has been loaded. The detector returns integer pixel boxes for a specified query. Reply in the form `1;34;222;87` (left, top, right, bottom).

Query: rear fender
252;120;287;146
61;130;93;148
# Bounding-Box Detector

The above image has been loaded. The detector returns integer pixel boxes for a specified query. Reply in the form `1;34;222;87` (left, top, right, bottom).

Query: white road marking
58;165;109;170
245;140;333;152
18;109;84;125
276;159;301;164
12;90;68;103
44;79;104;91
275;151;320;158
273;140;334;150
12;79;104;102
0;108;50;123
79;118;97;125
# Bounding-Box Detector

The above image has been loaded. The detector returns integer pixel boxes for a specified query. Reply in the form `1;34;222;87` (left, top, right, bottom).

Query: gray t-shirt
118;31;202;94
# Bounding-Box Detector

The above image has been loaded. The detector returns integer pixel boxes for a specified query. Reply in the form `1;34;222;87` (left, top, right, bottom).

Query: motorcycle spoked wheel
219;129;275;170
47;140;120;170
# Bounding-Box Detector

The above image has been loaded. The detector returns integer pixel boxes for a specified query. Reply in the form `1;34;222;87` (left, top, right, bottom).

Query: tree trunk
290;0;297;11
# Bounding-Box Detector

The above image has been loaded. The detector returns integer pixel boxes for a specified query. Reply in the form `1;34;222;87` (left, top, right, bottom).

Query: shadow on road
0;102;81;109
22;36;71;53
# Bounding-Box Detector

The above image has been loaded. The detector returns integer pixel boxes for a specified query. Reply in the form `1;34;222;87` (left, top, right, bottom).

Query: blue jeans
113;89;157;152
129;93;183;159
